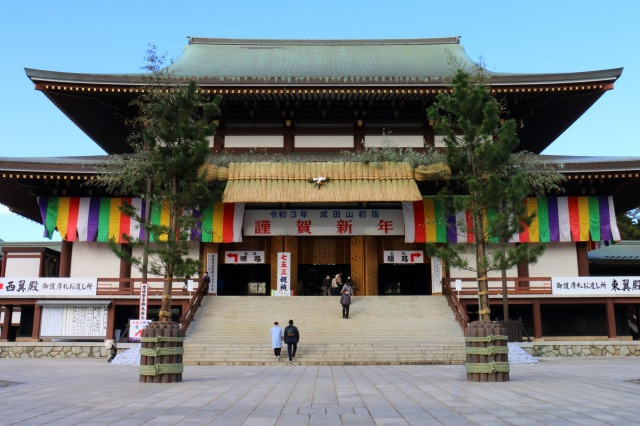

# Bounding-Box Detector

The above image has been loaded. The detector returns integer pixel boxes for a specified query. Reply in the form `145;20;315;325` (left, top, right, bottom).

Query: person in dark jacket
283;319;300;362
340;290;352;319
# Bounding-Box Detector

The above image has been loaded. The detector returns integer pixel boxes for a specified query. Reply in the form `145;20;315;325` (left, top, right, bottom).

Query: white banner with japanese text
243;209;404;236
431;256;443;294
275;252;291;296
139;283;148;319
552;276;640;296
207;253;218;294
0;277;97;297
129;319;152;341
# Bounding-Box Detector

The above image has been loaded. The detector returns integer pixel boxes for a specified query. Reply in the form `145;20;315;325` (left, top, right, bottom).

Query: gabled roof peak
187;37;461;46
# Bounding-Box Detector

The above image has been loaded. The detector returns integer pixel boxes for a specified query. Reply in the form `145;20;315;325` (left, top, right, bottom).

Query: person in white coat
270;321;283;360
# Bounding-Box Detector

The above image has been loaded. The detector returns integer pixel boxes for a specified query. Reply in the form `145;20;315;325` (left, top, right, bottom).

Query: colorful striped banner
403;196;621;244
37;197;244;243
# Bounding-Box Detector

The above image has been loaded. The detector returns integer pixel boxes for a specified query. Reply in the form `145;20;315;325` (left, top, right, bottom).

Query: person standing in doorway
202;271;211;294
340;289;352;319
270;321;282;361
322;275;332;296
284;319;300;362
331;273;342;295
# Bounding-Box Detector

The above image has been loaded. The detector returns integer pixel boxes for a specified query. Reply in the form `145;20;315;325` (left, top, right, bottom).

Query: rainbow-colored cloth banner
37;197;244;243
402;196;620;244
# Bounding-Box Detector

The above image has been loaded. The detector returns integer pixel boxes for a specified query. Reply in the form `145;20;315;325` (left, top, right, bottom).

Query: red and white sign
383;250;424;264
275;252;291;296
129;319;152;341
139;283;149;319
224;251;265;264
244;209;404;236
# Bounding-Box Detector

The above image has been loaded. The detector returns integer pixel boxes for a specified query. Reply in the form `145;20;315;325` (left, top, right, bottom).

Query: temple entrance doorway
378;263;431;295
298;237;350;296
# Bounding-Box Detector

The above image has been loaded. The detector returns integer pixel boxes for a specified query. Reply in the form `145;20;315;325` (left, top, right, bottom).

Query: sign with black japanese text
431;256;442;294
224;251;265;264
244;209;404;236
139;283;148;319
0;277;97;297
552;276;640;296
207;253;218;294
383;250;424;264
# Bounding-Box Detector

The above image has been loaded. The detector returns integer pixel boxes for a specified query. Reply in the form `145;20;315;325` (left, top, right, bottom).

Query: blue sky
1;1;639;242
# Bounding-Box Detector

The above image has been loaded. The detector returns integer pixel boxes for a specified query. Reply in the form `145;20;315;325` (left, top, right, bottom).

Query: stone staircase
183;295;465;365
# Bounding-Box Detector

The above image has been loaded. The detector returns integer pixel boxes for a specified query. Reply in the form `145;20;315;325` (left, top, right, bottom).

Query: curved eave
26;67;622;87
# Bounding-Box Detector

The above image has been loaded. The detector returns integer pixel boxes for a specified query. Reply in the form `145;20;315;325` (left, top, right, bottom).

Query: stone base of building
519;341;640;357
0;342;136;359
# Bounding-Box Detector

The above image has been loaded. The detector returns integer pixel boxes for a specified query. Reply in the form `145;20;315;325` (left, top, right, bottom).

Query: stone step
184;295;465;365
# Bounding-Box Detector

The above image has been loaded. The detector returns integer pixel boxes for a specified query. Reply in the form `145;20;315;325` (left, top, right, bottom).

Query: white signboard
0;277;97;297
383;250;424;264
207;253;218;294
224;251;265;264
40;305;108;338
431;256;443;294
552;276;640;296
275;252;291;296
244;209;404;236
129;319;152;341
139;283;149;319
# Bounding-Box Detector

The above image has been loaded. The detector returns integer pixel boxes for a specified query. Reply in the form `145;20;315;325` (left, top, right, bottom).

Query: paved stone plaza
0;357;638;425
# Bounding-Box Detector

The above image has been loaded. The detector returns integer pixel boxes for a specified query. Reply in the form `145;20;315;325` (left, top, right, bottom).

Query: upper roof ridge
187;37;461;46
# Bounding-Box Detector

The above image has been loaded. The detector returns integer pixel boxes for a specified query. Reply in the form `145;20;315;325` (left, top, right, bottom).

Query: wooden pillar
354;132;364;152
59;241;73;277
517;244;530;289
119;244;132;289
576;242;589;276
284;133;294;153
284;236;299;295
605;299;617;339
106;301;116;340
213;133;225;153
364;236;378;295
1;305;13;340
350;236;364;295
0;250;6;277
532;299;542;340
31;305;42;341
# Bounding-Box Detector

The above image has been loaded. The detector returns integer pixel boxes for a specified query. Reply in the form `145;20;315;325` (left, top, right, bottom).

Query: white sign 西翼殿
0;277;97;297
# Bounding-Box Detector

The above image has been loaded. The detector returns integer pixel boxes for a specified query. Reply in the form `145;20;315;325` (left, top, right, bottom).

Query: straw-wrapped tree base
139;321;184;383
464;320;509;382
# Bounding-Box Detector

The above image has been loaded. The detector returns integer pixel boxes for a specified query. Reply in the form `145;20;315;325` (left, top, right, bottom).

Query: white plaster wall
529;243;578;277
70;242;120;278
130;242;200;279
449;245;518;290
225;135;284;148
365;135;424;148
295;135;353;148
4;256;40;277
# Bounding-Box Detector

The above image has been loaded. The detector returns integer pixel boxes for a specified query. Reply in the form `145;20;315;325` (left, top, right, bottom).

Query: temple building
1;37;639;344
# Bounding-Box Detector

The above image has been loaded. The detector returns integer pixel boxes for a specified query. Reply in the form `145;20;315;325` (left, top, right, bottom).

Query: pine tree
97;48;222;321
427;69;563;321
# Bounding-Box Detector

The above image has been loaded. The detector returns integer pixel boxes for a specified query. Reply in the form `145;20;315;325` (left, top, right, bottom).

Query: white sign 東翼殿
243;209;404;236
0;277;97;297
551;276;640;296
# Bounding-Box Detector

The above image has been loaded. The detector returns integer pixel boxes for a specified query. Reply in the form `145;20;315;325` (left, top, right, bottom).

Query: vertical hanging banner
207;253;218;294
139;283;148;319
431;256;443;294
275;252;291;296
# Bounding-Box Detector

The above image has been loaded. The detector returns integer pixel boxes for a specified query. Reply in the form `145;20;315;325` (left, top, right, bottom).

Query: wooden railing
441;276;553;296
180;279;209;333
441;279;469;331
96;277;199;296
